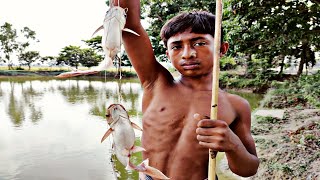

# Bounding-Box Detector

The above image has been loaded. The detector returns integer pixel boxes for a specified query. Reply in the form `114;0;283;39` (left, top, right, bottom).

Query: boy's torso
140;78;237;180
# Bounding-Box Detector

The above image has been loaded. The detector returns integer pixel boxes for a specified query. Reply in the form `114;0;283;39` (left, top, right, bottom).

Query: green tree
57;46;83;69
41;56;57;67
80;48;102;68
57;46;103;69
83;36;103;52
18;51;40;70
0;22;38;70
17;27;38;60
0;22;18;69
227;0;320;76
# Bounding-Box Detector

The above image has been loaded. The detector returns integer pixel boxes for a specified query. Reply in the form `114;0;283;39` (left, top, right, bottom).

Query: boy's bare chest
141;87;236;148
141;87;236;178
142;87;235;128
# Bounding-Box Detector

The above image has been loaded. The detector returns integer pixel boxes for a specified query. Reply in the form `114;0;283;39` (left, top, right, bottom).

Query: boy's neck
178;75;212;91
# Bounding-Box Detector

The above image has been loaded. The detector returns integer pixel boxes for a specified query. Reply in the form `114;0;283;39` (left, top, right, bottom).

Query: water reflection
0;77;263;180
0;77;142;180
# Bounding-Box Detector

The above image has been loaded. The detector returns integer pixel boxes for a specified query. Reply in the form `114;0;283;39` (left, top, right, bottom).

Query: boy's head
160;11;224;48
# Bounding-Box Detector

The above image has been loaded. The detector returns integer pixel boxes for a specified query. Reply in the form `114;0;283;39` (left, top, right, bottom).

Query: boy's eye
171;45;182;50
194;42;206;46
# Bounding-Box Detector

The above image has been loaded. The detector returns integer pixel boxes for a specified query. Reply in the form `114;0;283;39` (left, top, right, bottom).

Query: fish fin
131;122;143;131
101;128;113;143
92;25;104;37
93;56;114;71
122;28;140;36
136;159;170;179
126;160;146;171
130;145;146;154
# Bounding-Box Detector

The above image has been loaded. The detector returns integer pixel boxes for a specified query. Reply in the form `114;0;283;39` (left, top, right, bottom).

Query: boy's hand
194;113;241;152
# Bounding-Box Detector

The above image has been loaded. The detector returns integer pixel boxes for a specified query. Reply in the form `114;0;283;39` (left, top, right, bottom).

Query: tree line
1;0;319;77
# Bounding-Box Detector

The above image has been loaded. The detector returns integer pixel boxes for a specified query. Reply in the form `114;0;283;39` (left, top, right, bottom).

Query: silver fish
92;6;139;71
56;6;139;78
101;104;170;180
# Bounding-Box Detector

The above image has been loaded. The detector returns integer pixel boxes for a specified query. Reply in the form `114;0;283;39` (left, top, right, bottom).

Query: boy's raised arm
114;0;165;87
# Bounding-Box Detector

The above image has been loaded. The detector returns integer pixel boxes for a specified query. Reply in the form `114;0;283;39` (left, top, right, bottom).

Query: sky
0;0;108;57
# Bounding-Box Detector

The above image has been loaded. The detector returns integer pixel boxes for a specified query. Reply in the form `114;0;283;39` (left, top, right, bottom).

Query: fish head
104;6;127;29
106;104;129;126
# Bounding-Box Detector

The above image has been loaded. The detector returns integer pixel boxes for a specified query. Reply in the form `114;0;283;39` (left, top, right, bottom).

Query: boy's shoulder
222;90;251;113
222;90;249;104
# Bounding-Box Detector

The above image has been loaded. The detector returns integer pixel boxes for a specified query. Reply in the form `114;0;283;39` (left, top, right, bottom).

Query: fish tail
126;159;170;180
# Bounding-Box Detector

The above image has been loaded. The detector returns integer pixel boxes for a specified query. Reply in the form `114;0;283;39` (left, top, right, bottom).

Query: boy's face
166;31;228;77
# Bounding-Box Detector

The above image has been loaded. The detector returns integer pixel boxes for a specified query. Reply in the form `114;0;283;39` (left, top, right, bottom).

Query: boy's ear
220;42;229;56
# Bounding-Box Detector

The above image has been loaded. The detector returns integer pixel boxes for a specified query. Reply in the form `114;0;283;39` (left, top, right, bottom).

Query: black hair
160;11;224;47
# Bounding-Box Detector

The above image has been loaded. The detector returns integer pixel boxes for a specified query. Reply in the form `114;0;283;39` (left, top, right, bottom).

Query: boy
116;0;259;179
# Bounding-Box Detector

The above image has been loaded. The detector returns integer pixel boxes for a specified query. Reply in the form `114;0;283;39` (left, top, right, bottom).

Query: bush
220;56;237;70
262;71;320;108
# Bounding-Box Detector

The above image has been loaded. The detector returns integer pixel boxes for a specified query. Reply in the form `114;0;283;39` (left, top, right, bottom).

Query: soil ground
217;108;319;180
251;108;320;180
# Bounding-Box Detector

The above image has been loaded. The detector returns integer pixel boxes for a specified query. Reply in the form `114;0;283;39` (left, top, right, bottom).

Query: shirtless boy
115;0;259;179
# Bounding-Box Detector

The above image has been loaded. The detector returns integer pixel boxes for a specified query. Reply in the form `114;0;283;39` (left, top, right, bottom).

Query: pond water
0;77;263;180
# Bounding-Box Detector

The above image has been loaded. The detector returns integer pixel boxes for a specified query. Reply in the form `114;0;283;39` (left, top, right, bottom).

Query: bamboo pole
208;0;223;180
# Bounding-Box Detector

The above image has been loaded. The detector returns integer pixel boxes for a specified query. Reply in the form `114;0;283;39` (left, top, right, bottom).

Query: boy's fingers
194;113;220;127
197;119;216;127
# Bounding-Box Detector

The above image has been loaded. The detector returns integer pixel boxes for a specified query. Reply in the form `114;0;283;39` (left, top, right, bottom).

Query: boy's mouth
181;61;200;70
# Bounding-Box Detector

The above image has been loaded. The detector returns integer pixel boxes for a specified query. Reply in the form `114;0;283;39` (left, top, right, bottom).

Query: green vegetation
261;71;320;108
56;45;102;69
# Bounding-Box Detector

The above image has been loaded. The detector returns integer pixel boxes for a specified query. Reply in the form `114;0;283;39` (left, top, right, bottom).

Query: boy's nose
181;46;196;59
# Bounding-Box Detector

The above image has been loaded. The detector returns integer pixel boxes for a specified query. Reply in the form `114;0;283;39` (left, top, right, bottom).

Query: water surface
0;77;263;180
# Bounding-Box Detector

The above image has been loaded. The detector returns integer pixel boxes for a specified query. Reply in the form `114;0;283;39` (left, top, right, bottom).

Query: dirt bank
251;108;320;180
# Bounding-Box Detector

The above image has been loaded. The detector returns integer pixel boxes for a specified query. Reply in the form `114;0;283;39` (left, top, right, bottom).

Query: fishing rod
209;0;223;180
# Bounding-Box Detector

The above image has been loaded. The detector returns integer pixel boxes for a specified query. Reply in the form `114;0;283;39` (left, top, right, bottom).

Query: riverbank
217;102;319;180
251;108;319;179
0;69;138;78
249;81;320;179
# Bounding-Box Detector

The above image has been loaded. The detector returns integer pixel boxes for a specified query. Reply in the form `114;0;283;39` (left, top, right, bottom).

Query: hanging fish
101;104;170;180
56;6;139;78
